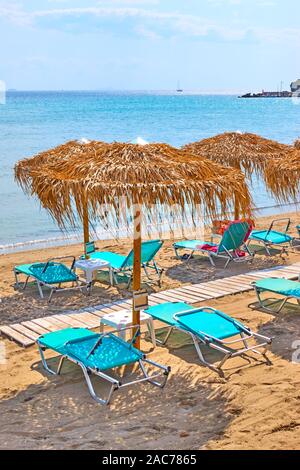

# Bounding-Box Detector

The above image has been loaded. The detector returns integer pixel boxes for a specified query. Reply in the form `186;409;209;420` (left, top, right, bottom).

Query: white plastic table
100;309;156;347
75;259;113;291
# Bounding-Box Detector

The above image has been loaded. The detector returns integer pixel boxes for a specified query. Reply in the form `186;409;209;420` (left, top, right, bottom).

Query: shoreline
1;202;300;256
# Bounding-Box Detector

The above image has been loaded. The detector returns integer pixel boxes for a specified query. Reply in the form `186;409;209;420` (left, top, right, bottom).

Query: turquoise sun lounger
14;256;86;302
145;302;271;375
252;278;300;313
37;327;170;405
88;239;164;287
249;218;294;256
174;221;254;268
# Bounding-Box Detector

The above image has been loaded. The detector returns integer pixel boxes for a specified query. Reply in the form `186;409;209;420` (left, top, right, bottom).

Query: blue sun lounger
14;256;86;302
174;221;254;268
252;278;300;313
37;327;170;405
248;218;294;256
145;302;271;375
89;239;164;287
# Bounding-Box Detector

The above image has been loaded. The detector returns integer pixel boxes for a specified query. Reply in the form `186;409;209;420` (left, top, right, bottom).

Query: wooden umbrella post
83;203;90;259
132;202;142;349
234;199;240;220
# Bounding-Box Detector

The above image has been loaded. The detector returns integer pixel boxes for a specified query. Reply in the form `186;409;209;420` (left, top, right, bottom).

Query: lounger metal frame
37;326;170;405
251;277;300;313
14;256;86;302
111;260;164;289
174;224;254;268
153;307;272;376
175;243;254;268
248;218;294;256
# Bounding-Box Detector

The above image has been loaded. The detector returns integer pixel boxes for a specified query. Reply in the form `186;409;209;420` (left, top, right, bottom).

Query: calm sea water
0;91;300;251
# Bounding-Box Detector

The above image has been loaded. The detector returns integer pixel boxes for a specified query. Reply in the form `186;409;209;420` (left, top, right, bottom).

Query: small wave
0;234;82;255
1;201;299;255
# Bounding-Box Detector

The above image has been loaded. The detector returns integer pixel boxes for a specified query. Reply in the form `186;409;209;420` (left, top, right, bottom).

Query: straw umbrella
264;148;300;201
15;140;252;348
183;132;293;218
15;140;107;258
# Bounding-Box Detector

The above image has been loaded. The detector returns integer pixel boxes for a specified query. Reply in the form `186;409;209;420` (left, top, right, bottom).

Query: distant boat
176;81;183;93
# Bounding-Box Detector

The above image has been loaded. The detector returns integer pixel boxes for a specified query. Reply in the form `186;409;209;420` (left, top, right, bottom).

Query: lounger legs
38;345;170;406
190;334;226;376
14;271;31;292
139;359;170;389
80;367;119;405
38;345;66;375
174;247;195;261
155;326;174;346
254;287;289;314
192;333;271;376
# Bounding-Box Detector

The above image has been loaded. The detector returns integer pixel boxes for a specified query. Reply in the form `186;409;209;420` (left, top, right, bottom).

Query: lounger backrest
268;218;291;235
85;241;96;255
121;240;164;269
29;262;77;284
218;221;249;253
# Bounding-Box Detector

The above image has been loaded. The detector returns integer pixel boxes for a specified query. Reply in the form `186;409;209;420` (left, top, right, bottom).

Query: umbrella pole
83;204;90;259
132;202;142;349
234;199;240;220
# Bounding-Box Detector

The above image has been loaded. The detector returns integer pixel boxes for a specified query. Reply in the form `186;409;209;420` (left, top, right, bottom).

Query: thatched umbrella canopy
15;140;107;256
183;132;291;176
15;140;252;348
294;139;300;150
183;132;293;217
264;149;300;201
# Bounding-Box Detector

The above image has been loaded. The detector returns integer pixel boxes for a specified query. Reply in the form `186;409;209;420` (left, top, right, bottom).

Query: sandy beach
1;210;300;450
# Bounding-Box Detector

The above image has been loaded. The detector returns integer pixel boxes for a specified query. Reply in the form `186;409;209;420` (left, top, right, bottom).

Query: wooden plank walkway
2;262;300;348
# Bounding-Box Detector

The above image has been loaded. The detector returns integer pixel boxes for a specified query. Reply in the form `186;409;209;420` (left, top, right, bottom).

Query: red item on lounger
197;244;246;257
212;219;254;242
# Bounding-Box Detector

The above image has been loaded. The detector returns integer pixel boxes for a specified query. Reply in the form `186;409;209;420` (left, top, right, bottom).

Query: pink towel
197;244;246;257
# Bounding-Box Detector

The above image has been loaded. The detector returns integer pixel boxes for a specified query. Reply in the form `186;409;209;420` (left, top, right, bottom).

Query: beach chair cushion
64;335;144;371
174;309;244;341
38;328;144;371
90;240;163;270
250;230;293;244
255;278;300;298
38;328;98;353
90;251;127;269
29;262;77;284
15;263;38;277
146;302;195;326
145;302;244;341
174;240;206;251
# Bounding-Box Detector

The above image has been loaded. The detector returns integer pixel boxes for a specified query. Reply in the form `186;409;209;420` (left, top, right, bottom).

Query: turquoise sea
0;91;300;252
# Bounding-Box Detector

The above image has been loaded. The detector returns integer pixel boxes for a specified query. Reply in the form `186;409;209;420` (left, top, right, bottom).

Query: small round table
75;259;113;292
100;309;156;347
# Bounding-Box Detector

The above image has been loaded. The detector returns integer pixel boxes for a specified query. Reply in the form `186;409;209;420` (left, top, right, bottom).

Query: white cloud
0;3;299;45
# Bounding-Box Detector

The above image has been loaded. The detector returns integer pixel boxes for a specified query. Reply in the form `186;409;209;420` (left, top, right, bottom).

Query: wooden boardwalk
1;262;300;348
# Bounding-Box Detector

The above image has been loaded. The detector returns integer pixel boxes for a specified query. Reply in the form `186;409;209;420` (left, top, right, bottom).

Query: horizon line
6;88;244;95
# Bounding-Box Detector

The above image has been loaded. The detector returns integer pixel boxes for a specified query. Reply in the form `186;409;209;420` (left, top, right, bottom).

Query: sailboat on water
176;81;183;93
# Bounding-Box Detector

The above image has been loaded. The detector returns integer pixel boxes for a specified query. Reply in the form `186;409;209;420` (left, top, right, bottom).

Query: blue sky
0;0;299;91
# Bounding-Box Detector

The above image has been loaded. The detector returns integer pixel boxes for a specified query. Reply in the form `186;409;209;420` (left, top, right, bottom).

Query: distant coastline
239;78;300;99
239;91;292;99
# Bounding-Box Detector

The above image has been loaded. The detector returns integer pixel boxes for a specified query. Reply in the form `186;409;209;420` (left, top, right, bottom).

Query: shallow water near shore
1;91;300;250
